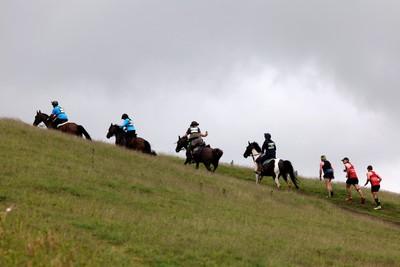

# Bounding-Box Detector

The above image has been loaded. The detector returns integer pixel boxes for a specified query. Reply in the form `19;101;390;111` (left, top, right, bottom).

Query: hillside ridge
1;118;399;266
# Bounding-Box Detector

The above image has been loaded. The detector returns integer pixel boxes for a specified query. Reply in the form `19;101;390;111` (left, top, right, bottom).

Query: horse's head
175;135;188;153
33;111;49;126
243;141;261;158
106;124;118;139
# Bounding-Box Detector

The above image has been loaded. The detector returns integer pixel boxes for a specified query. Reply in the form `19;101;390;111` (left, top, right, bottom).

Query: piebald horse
243;142;299;189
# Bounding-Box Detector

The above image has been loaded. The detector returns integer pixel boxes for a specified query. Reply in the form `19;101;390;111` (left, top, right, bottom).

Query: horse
175;135;223;172
106;124;156;156
33;111;92;140
243;141;299;189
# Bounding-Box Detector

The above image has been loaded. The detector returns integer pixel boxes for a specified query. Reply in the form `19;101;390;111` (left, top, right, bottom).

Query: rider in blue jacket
120;113;136;147
50;101;68;129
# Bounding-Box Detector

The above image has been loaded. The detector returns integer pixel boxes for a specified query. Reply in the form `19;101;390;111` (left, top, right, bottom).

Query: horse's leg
184;150;191;165
212;162;218;172
203;163;212;171
273;163;281;188
282;172;292;188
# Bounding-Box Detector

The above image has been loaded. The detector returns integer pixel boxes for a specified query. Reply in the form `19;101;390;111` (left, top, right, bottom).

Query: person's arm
376;172;382;182
200;131;208;137
364;172;371;186
344;163;350;178
319;162;324;181
183;128;190;137
120;119;128;129
261;142;267;154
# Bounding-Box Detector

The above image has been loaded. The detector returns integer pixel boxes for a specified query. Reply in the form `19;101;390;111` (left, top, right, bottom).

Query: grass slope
0;119;399;266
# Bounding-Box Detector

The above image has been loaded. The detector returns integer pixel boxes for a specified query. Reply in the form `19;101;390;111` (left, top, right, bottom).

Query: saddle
262;158;274;165
57;121;71;128
191;143;210;158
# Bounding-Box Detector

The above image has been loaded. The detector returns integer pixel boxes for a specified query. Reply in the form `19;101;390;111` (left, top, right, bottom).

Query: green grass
0;118;399;266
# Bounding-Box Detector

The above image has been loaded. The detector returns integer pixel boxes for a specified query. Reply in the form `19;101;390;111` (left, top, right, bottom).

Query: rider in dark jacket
256;133;276;174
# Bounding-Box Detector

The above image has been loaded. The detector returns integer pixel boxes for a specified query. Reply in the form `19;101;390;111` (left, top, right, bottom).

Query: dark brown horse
175;135;223;172
106;124;156;155
33;111;91;140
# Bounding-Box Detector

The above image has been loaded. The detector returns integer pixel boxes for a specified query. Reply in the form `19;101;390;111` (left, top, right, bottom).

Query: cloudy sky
1;1;399;193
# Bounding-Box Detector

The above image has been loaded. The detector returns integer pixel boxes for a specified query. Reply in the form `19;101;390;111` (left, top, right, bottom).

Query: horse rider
120;113;136;147
183;121;208;159
49;101;68;129
255;133;277;174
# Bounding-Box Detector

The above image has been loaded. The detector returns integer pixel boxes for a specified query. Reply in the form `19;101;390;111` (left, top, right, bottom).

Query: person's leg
372;190;381;207
255;155;265;174
354;184;366;203
346;183;352;200
125;131;134;147
325;178;332;197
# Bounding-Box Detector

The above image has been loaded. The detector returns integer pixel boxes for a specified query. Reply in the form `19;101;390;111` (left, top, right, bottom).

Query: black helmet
121;113;129;120
51;101;58;106
190;121;199;127
264;133;271;139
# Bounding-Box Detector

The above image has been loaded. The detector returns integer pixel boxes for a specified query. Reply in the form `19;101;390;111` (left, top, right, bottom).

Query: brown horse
175;135;223;172
33;111;91;140
106;124;156;155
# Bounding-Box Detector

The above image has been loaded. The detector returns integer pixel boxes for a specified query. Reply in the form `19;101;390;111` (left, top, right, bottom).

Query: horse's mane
37;111;49;118
112;124;124;133
251;142;262;152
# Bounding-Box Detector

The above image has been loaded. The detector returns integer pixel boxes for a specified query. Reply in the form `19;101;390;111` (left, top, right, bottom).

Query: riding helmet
121;113;129;120
51;101;58;106
190;121;199;127
264;133;271;139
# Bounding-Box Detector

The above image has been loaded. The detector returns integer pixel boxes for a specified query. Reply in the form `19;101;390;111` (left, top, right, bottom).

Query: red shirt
369;171;381;186
347;163;358;179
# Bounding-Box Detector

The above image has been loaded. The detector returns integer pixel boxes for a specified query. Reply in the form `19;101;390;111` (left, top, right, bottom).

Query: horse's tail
78;125;92;140
283;160;299;189
143;140;154;155
212;148;223;161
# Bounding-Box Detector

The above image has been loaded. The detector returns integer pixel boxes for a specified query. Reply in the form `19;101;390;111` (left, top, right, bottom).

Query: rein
250;149;262;162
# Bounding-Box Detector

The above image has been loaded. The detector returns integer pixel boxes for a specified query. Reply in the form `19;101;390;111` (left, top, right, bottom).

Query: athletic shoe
331;191;334;197
361;197;366;204
345;198;354;202
374;206;382;210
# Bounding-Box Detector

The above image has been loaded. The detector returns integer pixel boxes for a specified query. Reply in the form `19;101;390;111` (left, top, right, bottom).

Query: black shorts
346;178;359;185
323;172;334;179
371;185;380;193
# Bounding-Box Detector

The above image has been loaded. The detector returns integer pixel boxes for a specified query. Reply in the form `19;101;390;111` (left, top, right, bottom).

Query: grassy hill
0;118;399;266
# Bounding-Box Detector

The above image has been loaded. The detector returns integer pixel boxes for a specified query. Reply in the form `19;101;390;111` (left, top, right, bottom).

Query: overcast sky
1;0;399;193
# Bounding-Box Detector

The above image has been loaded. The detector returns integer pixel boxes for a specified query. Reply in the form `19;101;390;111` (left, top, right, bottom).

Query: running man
364;165;383;210
342;157;366;204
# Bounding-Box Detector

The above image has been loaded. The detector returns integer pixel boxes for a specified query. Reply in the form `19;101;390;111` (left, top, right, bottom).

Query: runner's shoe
361;197;366;204
374;205;382;210
345;198;354;202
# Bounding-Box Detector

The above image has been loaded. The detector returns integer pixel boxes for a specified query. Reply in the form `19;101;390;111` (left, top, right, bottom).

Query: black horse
106;124;156;155
175;135;223;172
33;111;91;140
243;142;299;189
